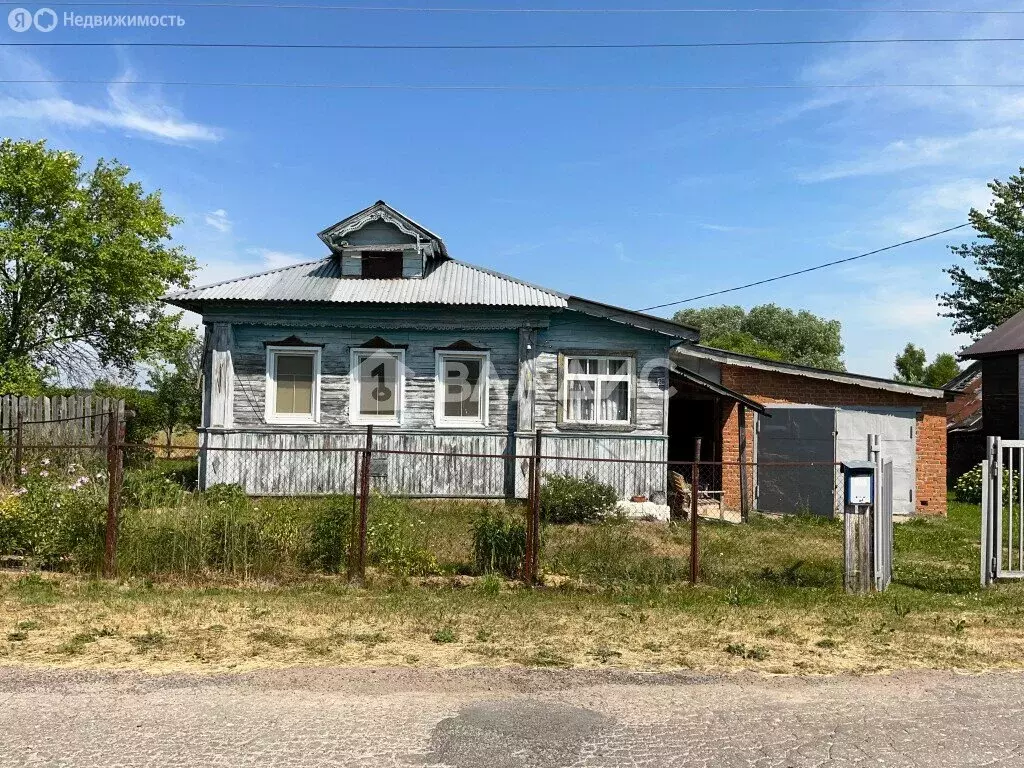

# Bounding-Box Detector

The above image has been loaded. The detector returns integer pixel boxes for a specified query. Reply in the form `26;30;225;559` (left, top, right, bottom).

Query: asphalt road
1;666;1022;767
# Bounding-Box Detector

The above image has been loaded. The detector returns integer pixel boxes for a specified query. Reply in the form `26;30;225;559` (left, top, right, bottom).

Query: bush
366;495;439;576
540;473;618;524
472;505;527;578
302;496;352;573
0;458;107;570
954;463;1019;504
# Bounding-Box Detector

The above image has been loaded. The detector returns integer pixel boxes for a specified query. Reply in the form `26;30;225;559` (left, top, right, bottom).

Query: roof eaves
678;345;951;400
567;297;700;340
669;364;767;414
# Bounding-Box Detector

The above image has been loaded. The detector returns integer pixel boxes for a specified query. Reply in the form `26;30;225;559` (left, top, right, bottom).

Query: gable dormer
317;200;447;279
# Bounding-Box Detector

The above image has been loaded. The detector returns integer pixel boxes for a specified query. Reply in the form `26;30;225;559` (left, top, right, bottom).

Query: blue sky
1;1;1020;377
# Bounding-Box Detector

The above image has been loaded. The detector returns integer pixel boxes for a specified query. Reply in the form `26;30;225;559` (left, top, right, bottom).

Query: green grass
4;495;1022;674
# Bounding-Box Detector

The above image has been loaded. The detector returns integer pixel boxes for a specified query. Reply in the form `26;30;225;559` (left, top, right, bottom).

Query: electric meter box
841;461;875;506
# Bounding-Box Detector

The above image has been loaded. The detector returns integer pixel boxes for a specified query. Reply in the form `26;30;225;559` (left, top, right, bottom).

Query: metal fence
2;417;860;584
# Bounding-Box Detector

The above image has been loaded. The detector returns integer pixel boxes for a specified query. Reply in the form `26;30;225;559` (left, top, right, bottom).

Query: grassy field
4;497;1024;675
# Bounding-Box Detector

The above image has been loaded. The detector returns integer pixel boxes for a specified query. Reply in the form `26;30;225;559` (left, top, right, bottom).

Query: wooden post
349;425;373;583
842;460;876;595
738;405;750;522
102;411;124;578
690;436;702;585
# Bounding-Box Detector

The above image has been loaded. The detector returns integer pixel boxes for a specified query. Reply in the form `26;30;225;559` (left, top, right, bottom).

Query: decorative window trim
264;345;321;425
434;350;490;429
559;353;635;426
350;347;406;426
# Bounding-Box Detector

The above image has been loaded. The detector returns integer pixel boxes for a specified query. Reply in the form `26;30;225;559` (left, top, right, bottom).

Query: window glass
443;356;483;419
567;379;596;422
356;351;399;419
564;356;631;424
275;354;314;415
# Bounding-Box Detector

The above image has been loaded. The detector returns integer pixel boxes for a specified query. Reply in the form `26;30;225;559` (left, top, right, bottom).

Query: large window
350;348;405;425
563;355;633;425
435;351;489;427
265;346;321;423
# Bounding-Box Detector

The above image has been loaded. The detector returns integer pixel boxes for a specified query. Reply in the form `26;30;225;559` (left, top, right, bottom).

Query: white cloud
884;178;993;239
204;209;232;233
0;52;220;143
800;128;1024;183
247;247;310;269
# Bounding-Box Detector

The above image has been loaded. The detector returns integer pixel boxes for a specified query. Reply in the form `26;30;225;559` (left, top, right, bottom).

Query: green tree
923;353;961;388
0;139;195;384
148;333;203;456
673;303;845;370
893;343;961;388
894;343;927;383
941;168;1024;337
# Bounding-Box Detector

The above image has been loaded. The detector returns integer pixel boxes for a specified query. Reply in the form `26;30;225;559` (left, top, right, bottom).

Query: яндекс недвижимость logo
8;7;57;32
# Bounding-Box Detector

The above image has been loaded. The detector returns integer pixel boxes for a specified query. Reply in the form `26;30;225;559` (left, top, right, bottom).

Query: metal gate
981;436;1024;585
875;459;894;591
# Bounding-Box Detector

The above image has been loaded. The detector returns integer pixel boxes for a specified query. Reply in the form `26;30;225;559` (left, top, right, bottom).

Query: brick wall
719;364;948;516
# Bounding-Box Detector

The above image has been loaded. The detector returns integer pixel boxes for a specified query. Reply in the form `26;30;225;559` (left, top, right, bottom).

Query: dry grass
3;499;1022;675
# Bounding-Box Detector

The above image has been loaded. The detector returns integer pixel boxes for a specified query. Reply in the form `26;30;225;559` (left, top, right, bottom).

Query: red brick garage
671;346;950;517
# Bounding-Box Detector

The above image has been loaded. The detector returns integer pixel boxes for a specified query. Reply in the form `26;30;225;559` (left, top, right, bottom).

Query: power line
8;38;1024;50
634;223;971;312
1;2;1022;13
4;79;1024;91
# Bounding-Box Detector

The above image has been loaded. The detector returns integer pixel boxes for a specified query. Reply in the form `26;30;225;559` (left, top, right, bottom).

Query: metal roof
960;309;1024;358
164;257;568;311
675;345;951;400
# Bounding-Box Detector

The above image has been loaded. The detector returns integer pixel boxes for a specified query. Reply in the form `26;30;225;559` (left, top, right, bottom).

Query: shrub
540;473;618;524
954;463;1019;504
366;495;439;576
472;505;526;578
302;496;352;573
0;459;107;570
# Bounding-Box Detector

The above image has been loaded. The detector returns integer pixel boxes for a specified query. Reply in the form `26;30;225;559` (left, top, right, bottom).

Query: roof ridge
164;256;332;299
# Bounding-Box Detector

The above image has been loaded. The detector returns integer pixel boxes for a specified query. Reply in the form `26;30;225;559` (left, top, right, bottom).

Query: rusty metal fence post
102;410;125;578
348;425;373;583
523;429;542;585
690;436;702;586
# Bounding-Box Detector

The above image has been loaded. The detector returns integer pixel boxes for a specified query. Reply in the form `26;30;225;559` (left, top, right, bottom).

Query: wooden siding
203;428;667;499
982;355;1019;440
231;325;520;430
534;311;673;435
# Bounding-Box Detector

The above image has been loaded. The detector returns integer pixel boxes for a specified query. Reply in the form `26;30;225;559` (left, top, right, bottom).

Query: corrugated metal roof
960;309;1024;358
163;257;568;309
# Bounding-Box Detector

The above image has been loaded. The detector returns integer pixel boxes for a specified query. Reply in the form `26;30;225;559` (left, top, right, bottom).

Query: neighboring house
959;311;1024;440
671;347;950;517
165;201;950;517
945;361;983;485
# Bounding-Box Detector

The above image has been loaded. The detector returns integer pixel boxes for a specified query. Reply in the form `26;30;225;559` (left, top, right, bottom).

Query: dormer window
361;250;404;279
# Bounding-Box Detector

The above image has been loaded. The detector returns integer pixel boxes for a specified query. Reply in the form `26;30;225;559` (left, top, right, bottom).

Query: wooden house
165;201;949;517
164;201;706;502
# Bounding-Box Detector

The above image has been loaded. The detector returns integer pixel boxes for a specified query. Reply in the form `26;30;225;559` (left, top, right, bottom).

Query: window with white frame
563;355;633;424
435;351;489;427
266;346;321;423
350;348;405;424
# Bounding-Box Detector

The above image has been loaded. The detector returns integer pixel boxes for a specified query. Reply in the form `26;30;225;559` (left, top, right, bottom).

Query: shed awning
669;364;768;414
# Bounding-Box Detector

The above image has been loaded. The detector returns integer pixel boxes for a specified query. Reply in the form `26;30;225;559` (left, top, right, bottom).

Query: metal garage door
756;406;836;516
835;407;917;517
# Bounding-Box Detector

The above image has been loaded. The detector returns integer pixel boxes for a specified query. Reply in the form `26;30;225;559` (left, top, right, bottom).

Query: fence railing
3;417;849;584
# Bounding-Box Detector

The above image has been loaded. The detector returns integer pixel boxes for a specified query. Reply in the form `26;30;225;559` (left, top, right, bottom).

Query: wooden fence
0;395;125;446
